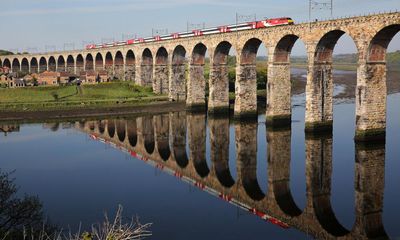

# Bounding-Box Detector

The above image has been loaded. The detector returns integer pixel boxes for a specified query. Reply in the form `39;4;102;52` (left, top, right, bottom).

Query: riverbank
0;81;188;121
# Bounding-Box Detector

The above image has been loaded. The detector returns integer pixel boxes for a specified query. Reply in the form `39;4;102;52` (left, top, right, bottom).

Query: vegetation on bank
0;170;152;240
0;82;166;112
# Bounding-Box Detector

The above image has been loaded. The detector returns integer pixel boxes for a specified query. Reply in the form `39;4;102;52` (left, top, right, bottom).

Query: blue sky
0;0;399;55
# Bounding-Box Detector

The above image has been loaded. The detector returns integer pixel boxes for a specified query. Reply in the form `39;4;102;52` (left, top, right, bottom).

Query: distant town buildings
0;67;112;88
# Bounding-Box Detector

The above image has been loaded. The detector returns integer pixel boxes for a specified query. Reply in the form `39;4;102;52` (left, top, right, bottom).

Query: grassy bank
0;82;167;112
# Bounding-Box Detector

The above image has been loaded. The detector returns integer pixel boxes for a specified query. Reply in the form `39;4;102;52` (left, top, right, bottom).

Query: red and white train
86;17;294;50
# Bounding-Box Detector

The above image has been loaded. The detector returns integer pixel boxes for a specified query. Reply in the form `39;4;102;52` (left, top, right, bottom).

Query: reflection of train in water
86;17;294;50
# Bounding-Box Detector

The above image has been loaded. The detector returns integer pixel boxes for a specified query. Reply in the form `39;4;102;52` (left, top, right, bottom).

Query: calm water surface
1;70;400;239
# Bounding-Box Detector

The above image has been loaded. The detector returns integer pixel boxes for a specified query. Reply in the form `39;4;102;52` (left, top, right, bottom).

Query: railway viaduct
76;114;388;239
1;12;400;140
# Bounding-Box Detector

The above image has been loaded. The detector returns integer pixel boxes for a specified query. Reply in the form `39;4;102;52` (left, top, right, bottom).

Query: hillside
0;50;13;56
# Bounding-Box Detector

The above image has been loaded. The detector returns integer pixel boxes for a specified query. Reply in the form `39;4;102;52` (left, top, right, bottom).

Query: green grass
0;82;164;111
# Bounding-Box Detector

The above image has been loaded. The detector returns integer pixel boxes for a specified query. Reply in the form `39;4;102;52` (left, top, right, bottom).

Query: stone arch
66;55;75;74
235;38;265;118
98;120;105;134
21;58;29;75
105;52;113;80
57;56;66;72
125;50;136;81
143;116;155;155
210;118;234;187
127;119;137;147
236;121;265;201
368;24;400;62
187;113;208;177
48;56;56;71
89;121;95;131
154;47;169;94
171;112;188;168
0;59;2;67
209;41;235;113
12;58;20;73
267;34;305;126
85;53;94;71
140;48;153;87
187;42;208;110
116;120;126;142
114;51;124;80
355;24;400;141
154;114;170;161
107;120;115;138
76;54;84;74
95;53;104;71
306;29;358;132
37;57;47;73
267;129;303;217
30;57;38;73
170;45;187;101
3;58;11;69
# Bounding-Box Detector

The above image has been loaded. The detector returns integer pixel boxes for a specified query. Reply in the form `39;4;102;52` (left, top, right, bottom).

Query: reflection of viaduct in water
77;114;388;239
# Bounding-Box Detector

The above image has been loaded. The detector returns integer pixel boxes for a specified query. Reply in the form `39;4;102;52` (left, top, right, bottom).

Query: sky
0;0;399;55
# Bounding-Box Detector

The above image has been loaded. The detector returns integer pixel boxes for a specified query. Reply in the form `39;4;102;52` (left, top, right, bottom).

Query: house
13;79;26;88
59;72;70;84
97;70;108;83
38;71;59;85
80;71;97;84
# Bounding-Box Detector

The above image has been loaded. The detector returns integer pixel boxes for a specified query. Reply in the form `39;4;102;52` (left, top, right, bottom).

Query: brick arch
208;41;236;113
140;48;153;87
240;38;264;64
98;120;105;134
39;57;48;71
156;47;168;65
127;119;137;147
57;56;65;72
187;42;208;110
48;56;56;71
314;30;358;63
30;57;38;73
367;24;400;62
21;58;29;75
154;114;170;161
66;55;75;74
115;120;126;142
95;53;104;71
3;58;11;68
103;52;113;79
154;47;169;94
114;51;124;80
143;116;155;155
142;48;153;65
191;42;207;65
107;120;115;138
76;54;84;74
213;41;235;65
85;53;94;71
273;34;302;63
12;58;20;72
169;45;187;101
125;50;135;81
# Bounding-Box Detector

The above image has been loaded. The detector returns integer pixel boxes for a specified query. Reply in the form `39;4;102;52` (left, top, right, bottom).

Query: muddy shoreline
0;101;186;123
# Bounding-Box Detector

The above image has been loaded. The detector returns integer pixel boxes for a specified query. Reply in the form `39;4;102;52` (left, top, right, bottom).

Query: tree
0;170;49;239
